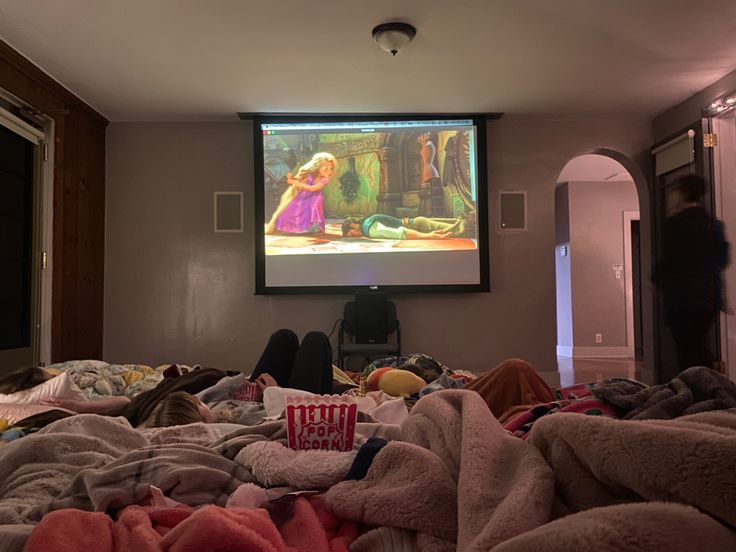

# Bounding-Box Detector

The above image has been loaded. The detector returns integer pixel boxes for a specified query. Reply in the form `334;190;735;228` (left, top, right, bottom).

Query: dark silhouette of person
654;174;730;376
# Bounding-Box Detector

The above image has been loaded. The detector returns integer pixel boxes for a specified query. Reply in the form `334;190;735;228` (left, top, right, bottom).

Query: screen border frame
251;113;493;295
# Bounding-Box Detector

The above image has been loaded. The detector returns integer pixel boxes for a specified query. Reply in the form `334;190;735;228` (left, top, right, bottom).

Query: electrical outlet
595;333;603;344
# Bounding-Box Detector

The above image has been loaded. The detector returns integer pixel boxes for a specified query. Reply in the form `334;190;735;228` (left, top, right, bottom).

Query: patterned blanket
46;360;168;399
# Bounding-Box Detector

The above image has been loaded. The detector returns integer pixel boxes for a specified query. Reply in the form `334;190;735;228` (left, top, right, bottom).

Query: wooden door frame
623;210;640;358
0;39;108;364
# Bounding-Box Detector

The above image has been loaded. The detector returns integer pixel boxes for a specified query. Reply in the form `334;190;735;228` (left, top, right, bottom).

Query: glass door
0;123;38;372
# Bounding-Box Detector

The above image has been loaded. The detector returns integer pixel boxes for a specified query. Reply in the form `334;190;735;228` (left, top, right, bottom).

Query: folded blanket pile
594;365;736;419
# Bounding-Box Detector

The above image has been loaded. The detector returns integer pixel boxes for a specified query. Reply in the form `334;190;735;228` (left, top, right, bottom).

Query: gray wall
554;184;572;348
653;68;736;142
104;118;654;377
567;180;639;348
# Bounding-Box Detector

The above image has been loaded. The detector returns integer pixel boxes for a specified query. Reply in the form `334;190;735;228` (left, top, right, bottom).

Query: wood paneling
0;39;107;362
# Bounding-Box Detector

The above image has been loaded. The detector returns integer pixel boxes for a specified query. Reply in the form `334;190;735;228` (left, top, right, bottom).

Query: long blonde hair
293;152;337;180
140;391;204;428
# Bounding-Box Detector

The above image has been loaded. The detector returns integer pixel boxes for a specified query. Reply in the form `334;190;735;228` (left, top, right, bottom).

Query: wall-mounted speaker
498;191;527;232
214;192;243;232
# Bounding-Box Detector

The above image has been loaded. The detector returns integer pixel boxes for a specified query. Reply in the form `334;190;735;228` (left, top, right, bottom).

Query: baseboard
572;346;631;358
556;346;573;357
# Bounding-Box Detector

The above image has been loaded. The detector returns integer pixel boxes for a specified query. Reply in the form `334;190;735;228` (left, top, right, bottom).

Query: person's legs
407;216;460;233
250;329;299;387
288;331;333;394
668;310;715;372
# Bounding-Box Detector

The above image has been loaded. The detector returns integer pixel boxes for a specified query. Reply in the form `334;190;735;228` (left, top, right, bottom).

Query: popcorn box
285;395;358;451
232;381;262;402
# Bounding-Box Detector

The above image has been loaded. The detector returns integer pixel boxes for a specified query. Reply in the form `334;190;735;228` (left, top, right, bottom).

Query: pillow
0;404;75;425
365;367;394;391
378;369;427;398
0;371;87;404
263;387;315;418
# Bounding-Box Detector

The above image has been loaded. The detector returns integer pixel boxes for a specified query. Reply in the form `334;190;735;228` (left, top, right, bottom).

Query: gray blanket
0;415;249;526
0;413;400;525
594;366;736;419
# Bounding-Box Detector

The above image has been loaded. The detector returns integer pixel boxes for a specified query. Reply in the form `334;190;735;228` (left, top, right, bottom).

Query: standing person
418;133;444;215
654;174;731;376
418;133;440;183
265;152;337;235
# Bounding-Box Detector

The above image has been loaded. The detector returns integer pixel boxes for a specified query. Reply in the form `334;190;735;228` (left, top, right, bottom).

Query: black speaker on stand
337;291;400;369
355;292;388;344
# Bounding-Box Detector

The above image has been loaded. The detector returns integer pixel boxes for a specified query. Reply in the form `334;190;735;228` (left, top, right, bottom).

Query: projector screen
253;115;490;294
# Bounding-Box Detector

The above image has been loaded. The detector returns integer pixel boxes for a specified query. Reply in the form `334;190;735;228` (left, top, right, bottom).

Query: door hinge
41;251;47;270
704;133;718;148
42;142;49;161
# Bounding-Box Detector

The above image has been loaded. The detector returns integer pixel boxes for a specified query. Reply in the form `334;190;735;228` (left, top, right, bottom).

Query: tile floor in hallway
557;356;644;387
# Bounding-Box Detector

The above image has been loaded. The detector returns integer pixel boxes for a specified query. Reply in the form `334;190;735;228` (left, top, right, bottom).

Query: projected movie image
262;120;478;256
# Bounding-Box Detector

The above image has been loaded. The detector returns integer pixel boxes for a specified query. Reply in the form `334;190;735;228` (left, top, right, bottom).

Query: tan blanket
325;390;555;550
527;411;736;527
325;390;736;551
491;502;736;552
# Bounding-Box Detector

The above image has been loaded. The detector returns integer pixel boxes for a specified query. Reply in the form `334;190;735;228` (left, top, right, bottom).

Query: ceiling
1;0;735;122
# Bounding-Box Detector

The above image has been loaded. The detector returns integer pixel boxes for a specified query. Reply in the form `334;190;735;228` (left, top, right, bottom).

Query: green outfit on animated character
341;214;465;240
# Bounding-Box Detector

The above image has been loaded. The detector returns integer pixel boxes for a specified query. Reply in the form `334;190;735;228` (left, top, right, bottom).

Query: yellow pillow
378;369;427;398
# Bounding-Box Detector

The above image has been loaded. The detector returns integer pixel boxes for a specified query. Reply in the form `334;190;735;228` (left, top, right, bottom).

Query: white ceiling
1;0;735;122
557;154;632;183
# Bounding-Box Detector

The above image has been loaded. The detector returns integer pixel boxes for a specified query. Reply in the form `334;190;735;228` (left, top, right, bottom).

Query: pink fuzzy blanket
24;497;357;552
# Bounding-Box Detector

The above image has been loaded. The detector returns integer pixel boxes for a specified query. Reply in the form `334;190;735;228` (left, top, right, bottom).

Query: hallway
557;356;644;387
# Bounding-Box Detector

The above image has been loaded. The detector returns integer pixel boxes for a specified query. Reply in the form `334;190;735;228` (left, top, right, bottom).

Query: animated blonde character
265;152;337;235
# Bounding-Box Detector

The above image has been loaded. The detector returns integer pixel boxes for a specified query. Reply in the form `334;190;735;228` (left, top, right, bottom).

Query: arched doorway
554;153;647;385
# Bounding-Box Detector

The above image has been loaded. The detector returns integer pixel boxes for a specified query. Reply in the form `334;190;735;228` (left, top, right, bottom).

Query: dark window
0;124;34;350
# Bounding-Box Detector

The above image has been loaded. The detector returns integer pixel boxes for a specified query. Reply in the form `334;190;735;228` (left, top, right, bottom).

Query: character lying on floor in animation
341;214;465;240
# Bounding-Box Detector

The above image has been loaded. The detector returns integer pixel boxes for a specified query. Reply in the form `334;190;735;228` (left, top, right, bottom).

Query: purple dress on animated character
274;174;328;233
265;152;336;235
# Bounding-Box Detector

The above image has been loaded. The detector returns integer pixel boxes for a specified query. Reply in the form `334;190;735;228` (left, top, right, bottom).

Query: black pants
667;309;716;373
249;329;333;394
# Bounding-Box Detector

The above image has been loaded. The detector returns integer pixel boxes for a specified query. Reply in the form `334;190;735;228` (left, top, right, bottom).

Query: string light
703;91;736;116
